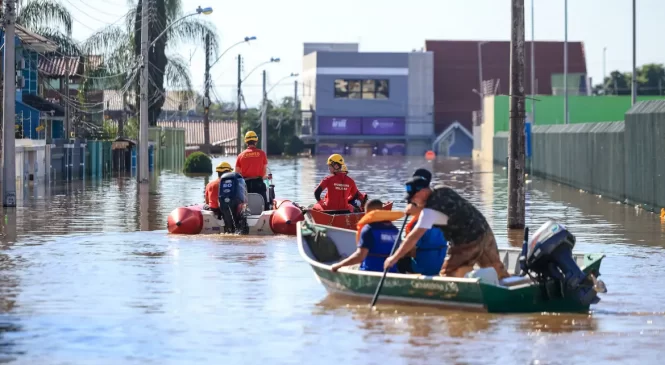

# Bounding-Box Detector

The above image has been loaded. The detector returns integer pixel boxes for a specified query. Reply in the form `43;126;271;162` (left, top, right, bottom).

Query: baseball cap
412;168;432;184
404;175;430;202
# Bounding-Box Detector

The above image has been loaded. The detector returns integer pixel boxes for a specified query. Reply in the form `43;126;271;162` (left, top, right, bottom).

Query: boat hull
167;200;304;235
297;221;606;313
308;201;394;230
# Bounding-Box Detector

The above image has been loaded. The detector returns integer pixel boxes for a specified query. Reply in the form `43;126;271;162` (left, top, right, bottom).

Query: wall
492;94;665;132
406;52;434;138
313;52;409;118
493;100;665;210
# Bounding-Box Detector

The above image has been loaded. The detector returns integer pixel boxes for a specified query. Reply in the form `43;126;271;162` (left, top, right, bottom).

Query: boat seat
305;230;342;264
247;193;265;215
499;275;533;287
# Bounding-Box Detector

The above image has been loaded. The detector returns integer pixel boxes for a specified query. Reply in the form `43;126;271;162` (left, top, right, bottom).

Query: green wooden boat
297;220;607;313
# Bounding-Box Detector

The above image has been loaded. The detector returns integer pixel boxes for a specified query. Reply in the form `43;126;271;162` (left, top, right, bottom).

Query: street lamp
210;36;257;69
150;6;213;48
243;57;280;83
266;72;299;95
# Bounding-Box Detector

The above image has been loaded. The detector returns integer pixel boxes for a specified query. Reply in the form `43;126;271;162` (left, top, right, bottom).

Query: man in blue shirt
331;199;400;273
397;218;448;276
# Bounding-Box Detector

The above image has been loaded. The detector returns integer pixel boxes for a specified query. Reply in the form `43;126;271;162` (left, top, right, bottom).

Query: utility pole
477;42;484;120
2;0;17;207
203;34;211;153
508;0;526;229
236;54;242;154
530;0;535;124
294;80;299;134
563;0;568;124
260;70;268;152
138;0;150;183
631;0;637;105
603;47;607;95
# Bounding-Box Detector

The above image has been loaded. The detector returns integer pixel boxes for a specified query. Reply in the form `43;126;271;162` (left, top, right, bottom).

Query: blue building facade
0;25;63;141
299;43;435;156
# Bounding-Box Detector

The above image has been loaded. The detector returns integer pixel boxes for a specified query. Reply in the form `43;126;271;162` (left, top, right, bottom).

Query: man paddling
384;169;510;279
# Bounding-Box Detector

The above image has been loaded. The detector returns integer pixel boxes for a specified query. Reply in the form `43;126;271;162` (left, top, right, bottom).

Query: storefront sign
318;117;362;135
361;117;405;135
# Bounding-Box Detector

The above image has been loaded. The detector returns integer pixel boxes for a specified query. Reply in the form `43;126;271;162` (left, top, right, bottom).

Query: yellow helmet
327;154;344;167
215;161;233;173
244;131;258;143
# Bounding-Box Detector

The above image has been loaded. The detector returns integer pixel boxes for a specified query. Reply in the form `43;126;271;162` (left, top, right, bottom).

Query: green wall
493;95;665;132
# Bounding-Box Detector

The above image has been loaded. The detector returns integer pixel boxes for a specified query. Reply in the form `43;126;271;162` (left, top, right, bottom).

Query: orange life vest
355;210;405;243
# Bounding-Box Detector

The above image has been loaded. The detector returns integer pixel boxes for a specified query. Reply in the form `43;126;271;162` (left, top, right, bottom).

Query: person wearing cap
394;168;449;276
384;169;510;279
236;131;270;210
204;161;234;218
313;154;362;212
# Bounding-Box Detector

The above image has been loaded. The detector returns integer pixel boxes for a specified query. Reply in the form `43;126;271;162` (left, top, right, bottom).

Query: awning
14;25;57;53
21;93;65;117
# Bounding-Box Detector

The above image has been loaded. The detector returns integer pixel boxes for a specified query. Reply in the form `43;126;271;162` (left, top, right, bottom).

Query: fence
493;100;665;210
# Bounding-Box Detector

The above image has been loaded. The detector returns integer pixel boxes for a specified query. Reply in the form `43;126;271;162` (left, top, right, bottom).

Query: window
348;80;362;99
362;80;375;99
333;79;390;99
334;79;348;98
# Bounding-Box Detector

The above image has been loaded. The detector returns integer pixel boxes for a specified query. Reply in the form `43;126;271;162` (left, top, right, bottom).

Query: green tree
241;97;304;156
9;0;80;55
593;64;665;96
637;63;665;96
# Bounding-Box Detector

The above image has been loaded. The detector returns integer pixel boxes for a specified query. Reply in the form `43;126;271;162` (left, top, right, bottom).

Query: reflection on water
0;156;662;364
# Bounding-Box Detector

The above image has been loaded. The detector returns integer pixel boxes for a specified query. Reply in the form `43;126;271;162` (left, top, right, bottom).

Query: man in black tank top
384;170;509;279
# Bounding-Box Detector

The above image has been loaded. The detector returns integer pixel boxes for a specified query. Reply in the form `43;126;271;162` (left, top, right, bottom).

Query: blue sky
60;0;664;107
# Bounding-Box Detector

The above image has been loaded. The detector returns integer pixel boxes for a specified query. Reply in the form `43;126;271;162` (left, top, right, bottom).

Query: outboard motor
267;173;276;210
522;220;601;306
218;172;249;234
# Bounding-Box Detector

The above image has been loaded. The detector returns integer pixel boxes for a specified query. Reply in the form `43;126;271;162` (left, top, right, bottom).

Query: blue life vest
412;227;448;276
360;223;399;273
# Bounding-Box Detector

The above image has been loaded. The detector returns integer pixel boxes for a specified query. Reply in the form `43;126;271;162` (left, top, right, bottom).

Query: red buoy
167;206;204;234
425;150;436;161
270;200;305;235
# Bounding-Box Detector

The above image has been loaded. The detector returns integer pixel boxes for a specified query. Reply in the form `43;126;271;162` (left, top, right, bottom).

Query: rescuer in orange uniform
314;154;365;212
235;131;270;210
204;161;234;218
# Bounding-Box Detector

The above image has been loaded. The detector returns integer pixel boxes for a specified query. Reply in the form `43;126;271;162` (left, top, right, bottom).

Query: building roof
156;120;237;145
39;55;104;77
425;40;588;133
14;25;57;53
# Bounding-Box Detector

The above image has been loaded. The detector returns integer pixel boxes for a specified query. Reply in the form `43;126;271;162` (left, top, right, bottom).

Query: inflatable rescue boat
167;172;304;236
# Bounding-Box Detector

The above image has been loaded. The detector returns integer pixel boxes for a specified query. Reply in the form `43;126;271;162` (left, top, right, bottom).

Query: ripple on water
0;157;662;364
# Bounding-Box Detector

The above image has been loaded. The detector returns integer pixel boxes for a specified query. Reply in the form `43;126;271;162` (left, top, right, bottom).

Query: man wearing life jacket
235;131;270;210
396;218;448;276
204;162;234;218
338;163;369;212
384;169;510;279
331;199;405;273
313;154;361;212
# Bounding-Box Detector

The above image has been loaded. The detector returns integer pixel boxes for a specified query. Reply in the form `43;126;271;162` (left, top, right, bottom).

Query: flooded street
0;156;663;364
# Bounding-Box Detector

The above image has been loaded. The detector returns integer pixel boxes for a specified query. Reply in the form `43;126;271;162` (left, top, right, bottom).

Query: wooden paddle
369;215;409;308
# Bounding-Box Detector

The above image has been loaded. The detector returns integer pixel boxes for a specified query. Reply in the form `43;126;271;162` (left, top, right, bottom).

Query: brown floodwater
0;156;662;364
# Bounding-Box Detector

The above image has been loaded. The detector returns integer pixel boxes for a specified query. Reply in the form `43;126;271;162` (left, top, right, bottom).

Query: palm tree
83;0;219;126
11;0;80;55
